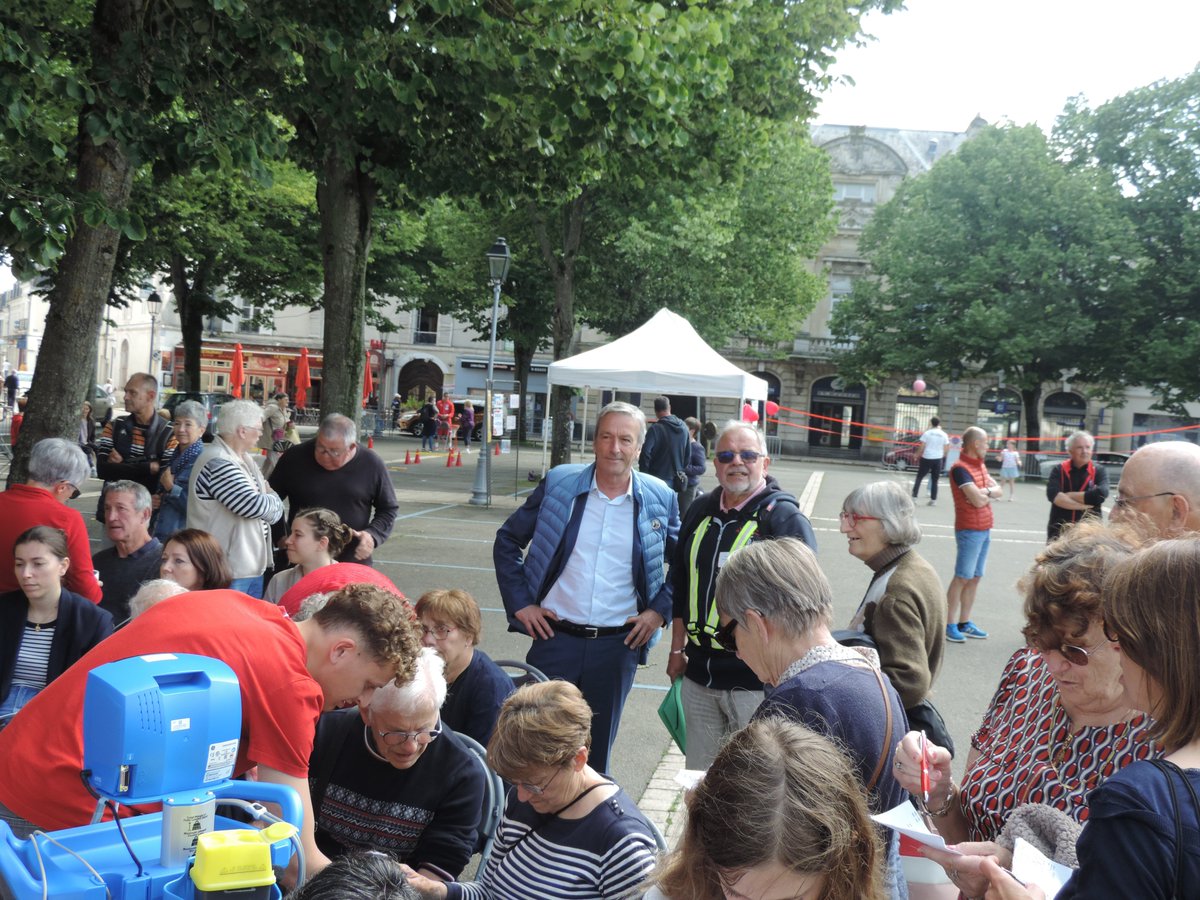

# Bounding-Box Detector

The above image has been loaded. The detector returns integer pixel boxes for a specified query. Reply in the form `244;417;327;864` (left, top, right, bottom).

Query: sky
816;0;1200;133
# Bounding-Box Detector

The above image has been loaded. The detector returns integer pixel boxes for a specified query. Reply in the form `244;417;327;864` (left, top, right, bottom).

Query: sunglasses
714;450;763;465
714;618;739;652
59;481;82;500
1034;640;1101;667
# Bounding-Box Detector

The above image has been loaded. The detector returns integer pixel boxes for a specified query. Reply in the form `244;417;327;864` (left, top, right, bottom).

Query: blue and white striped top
447;787;657;900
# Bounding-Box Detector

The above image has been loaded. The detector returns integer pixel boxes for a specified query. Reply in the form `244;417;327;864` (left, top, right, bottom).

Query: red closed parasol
295;346;312;409
231;343;245;399
362;350;373;408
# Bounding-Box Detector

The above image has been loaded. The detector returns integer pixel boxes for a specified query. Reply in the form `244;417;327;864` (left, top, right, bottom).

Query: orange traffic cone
446;450;454;467
404;450;411;465
368;435;374;449
414;452;421;464
455;451;463;467
493;442;500;456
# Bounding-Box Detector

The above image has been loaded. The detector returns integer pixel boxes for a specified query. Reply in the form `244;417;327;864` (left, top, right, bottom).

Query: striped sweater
188;436;283;579
447;787;656;900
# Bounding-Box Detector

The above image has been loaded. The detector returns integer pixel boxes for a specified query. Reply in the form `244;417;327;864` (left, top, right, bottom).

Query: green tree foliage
578;125;836;349
118;161;323;390
1054;67;1200;412
0;0;290;479
830;125;1138;446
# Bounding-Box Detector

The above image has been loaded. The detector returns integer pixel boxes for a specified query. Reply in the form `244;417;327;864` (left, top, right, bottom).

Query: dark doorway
396;359;444;403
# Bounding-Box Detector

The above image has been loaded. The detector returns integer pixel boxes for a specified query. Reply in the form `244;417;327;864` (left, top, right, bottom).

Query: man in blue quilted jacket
494;401;680;774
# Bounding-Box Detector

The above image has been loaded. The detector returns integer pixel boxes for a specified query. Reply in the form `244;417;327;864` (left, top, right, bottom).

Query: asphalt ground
71;430;1055;800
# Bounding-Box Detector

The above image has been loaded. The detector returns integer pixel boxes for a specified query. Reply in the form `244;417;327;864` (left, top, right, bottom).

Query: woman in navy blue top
416;588;514;746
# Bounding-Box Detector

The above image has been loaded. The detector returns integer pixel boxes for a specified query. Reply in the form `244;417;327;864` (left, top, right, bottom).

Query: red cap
278;563;406;617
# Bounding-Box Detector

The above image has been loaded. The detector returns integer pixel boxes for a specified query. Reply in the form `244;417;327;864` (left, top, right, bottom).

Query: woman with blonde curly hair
649;717;884;900
400;681;657;899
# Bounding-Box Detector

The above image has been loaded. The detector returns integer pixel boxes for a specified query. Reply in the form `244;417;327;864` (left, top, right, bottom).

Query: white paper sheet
871;801;962;854
1011;837;1073;899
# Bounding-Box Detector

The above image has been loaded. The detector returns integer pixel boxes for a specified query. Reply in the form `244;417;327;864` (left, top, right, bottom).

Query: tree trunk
513;339;533;443
9;0;136;484
316;144;375;424
171;251;212;392
1021;385;1043;452
534;191;587;467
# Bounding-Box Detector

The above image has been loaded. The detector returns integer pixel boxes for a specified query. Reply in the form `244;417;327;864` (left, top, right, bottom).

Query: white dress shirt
541;475;639;627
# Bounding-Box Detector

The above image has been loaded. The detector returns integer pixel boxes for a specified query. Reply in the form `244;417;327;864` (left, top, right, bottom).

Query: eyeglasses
1113;491;1175;508
515;766;563;797
59;481;82;500
420;624;456;639
714;618;740;652
373;720;442;747
839;510;879;528
714;449;763;465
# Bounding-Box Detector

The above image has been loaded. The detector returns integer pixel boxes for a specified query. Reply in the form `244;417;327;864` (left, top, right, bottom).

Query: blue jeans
230;576;264;599
954;529;990;579
0;684;39;721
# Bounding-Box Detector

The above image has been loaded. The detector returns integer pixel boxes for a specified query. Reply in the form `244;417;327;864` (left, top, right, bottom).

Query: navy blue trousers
527;630;638;777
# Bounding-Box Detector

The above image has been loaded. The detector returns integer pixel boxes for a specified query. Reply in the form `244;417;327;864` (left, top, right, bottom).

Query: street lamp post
147;292;163;374
469;237;511;506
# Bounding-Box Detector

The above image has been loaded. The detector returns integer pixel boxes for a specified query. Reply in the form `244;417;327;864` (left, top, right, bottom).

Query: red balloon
742;403;759;423
765;400;780;417
913;379;927;393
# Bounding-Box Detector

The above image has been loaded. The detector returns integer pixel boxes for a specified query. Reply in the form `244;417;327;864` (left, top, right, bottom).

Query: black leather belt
549;619;634;639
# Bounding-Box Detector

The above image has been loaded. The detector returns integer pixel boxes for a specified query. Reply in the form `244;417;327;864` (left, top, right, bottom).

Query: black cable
105;801;144;878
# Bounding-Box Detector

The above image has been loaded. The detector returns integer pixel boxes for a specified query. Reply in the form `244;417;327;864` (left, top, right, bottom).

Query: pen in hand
919;729;930;804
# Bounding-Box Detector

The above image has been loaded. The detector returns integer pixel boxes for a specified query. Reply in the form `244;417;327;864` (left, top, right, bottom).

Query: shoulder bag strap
1149;759;1187;899
866;663;894;792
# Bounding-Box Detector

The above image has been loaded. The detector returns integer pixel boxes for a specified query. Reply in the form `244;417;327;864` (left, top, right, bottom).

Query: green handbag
657;678;686;754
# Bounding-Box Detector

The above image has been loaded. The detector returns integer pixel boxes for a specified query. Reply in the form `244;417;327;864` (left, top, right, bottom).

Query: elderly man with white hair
308;647;485;879
1111;439;1200;536
1046;430;1110;541
188;399;284;597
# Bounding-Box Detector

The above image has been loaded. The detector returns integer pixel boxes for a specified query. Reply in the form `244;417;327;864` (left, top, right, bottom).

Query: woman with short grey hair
153;400;206;541
839;480;950;753
714;537;910;900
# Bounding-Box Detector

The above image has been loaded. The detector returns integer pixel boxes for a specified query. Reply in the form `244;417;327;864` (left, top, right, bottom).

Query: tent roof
547;308;769;401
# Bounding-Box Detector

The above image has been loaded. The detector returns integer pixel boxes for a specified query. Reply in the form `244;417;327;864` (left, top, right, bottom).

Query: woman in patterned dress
891;520;1156;896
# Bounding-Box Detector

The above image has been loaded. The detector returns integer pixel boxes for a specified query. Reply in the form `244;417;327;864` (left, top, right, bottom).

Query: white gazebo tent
542;308;769;466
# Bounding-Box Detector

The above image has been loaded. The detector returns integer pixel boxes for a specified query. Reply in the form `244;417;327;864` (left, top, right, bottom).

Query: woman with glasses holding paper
891;521;1156;897
713;537;908;898
984;537;1200;898
400;680;657;899
415;588;515;746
